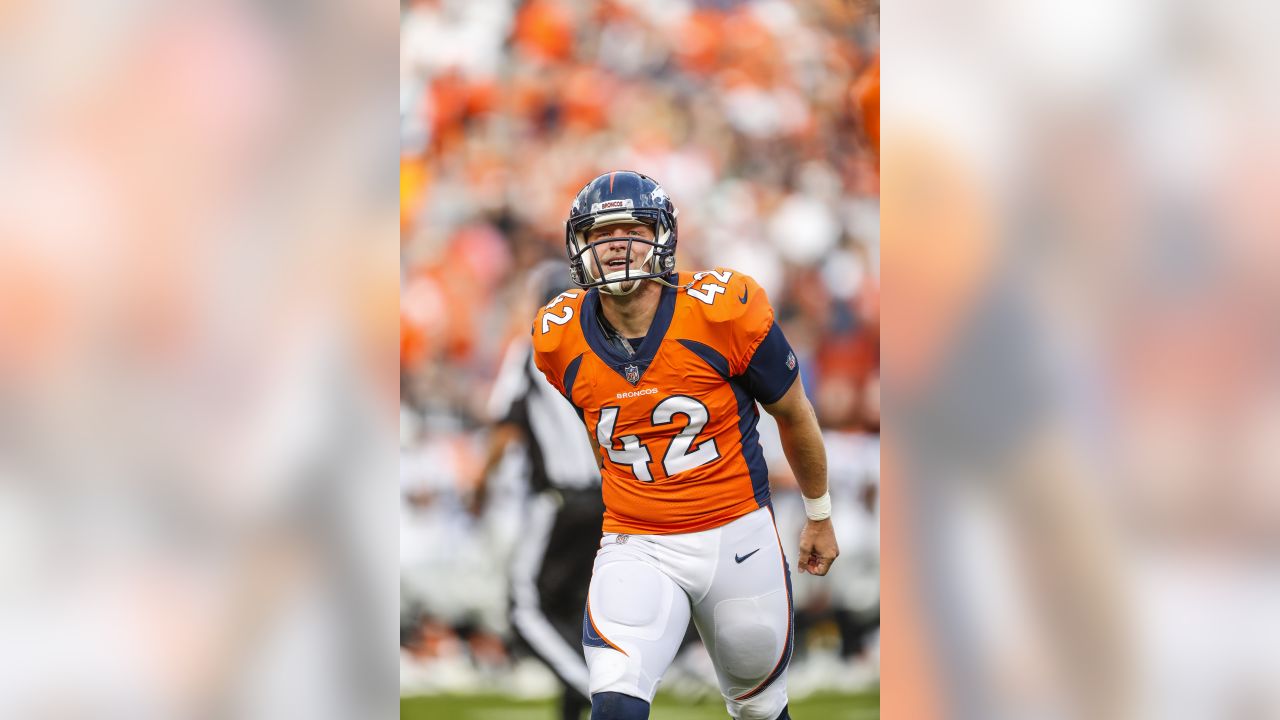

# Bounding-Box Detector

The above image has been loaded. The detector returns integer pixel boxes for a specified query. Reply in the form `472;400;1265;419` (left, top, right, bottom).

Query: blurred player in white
473;262;606;720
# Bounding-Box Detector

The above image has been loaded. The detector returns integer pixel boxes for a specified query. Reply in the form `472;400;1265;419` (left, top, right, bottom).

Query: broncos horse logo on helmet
565;171;679;296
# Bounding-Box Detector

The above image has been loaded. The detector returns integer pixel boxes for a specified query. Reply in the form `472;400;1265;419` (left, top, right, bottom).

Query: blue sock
590;691;650;719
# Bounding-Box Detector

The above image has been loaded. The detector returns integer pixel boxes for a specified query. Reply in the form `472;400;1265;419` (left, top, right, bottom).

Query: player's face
586;222;656;278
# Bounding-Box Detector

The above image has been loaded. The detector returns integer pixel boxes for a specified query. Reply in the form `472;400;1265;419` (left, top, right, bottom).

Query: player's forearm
481;423;521;474
761;378;827;502
763;379;829;501
775;408;829;501
474;423;522;506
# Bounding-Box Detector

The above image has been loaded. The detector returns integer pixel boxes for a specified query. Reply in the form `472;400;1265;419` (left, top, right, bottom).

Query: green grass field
401;690;879;720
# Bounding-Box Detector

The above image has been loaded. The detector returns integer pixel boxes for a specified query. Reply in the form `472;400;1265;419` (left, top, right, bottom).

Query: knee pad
713;594;787;683
591;691;650;720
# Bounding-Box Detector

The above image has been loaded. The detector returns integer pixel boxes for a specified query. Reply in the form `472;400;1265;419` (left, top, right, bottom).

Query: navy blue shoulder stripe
563;353;584;404
676;339;729;378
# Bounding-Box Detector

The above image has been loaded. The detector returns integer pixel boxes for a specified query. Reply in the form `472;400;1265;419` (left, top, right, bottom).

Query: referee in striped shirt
472;262;604;720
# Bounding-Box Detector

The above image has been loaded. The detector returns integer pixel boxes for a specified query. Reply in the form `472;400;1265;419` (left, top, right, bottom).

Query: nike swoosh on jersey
738;286;749;304
734;548;760;564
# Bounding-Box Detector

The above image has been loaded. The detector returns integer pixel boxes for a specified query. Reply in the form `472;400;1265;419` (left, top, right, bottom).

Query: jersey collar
580;280;677;384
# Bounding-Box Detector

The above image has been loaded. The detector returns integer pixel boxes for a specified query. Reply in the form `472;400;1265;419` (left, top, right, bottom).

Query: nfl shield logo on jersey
625;364;640;385
786;351;797;371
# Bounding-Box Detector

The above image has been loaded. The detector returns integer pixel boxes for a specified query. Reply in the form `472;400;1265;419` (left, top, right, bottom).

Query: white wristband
802;491;832;521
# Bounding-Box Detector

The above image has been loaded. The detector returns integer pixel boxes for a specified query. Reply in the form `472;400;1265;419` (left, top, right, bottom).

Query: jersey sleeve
712;270;774;373
531;330;567;397
739;319;799;404
712;270;799;404
531;291;585;398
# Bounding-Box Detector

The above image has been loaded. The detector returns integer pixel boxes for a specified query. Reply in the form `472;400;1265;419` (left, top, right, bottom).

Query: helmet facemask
567;210;675;296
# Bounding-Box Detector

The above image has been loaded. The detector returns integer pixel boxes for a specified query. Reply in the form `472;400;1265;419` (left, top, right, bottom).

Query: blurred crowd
0;1;399;717
399;0;880;699
883;0;1280;717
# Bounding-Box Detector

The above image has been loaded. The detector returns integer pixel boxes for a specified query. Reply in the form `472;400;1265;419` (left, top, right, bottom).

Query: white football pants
583;506;794;720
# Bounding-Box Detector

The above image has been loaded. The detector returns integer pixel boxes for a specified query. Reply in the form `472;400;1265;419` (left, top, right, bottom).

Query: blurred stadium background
1;0;1276;717
3;0;1277;717
399;0;880;714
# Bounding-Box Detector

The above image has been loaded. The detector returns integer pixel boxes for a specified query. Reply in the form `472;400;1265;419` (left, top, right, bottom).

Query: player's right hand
797;518;839;575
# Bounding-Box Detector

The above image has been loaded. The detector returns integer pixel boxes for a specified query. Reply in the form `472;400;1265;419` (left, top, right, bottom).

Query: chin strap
600;272;691;295
598;277;644;296
650;273;695;291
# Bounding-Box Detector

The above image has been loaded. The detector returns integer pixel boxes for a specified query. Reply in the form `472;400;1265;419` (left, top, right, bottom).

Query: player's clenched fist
797;518;840;575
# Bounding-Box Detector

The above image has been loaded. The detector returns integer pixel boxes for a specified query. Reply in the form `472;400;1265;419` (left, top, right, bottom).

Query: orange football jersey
532;269;799;535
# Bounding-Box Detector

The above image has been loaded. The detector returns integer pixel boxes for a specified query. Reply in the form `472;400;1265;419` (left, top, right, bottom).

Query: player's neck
599;280;661;338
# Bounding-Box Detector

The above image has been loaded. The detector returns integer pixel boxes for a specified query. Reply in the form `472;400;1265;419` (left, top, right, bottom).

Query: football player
532;171;839;720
